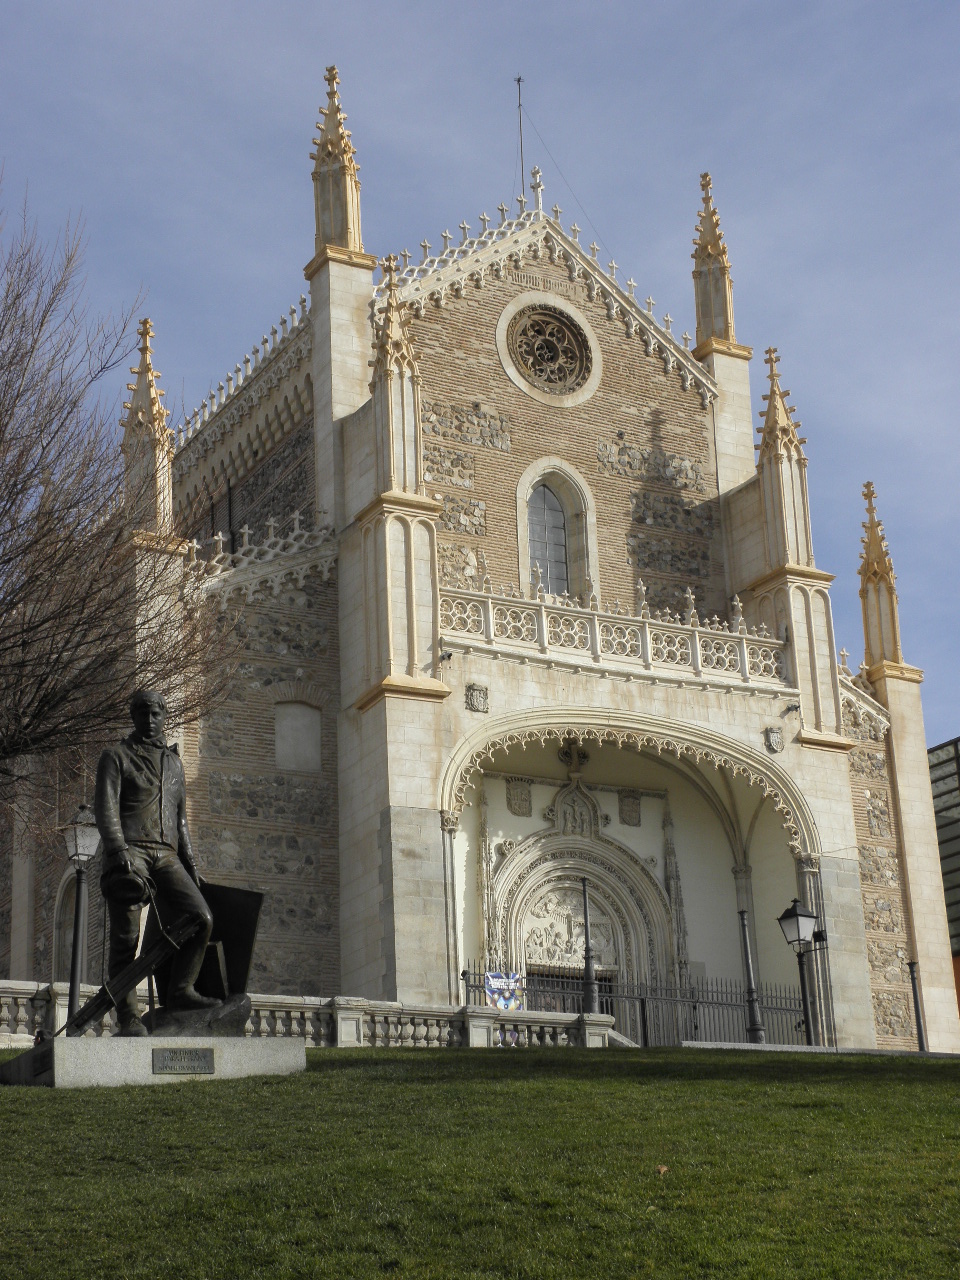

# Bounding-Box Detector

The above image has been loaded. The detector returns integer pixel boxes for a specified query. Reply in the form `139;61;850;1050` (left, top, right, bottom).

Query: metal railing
461;965;806;1047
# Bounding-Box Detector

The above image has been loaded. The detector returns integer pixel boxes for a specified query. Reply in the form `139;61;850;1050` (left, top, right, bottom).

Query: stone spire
756;348;814;568
311;65;363;255
370;255;421;494
758;347;807;463
121;318;173;532
692;172;736;348
859;481;903;668
370;255;417;384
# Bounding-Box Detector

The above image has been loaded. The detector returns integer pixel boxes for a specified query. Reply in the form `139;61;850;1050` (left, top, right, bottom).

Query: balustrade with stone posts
0;982;612;1049
439;580;792;690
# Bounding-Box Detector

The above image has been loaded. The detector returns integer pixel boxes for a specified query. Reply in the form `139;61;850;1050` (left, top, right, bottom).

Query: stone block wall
845;710;917;1048
182;567;341;996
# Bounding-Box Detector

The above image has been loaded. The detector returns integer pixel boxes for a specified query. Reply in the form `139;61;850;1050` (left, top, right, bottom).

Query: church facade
3;68;958;1052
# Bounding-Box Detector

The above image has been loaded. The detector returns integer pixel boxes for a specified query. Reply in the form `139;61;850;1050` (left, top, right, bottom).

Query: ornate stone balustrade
0;982;117;1041
184;509;337;602
175;296;311;454
0;984;611;1050
439;587;792;690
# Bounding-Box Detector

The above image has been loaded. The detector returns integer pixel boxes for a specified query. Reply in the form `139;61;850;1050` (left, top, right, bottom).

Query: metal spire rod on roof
516;75;525;196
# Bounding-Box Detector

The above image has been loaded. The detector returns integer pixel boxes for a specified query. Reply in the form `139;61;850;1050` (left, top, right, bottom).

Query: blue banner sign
484;971;523;1012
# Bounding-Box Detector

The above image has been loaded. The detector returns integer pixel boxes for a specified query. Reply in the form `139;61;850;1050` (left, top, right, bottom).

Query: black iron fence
462;964;806;1047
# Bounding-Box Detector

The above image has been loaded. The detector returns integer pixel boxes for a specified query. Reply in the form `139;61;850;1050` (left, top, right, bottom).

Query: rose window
507;306;592;395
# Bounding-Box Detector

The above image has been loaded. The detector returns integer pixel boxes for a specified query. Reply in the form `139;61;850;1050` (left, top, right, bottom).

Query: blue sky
3;1;958;743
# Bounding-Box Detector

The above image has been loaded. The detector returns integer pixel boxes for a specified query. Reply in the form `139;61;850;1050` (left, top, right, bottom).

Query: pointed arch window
528;483;569;596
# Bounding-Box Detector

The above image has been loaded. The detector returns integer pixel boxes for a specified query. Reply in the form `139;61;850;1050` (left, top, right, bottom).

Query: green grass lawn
0;1047;957;1280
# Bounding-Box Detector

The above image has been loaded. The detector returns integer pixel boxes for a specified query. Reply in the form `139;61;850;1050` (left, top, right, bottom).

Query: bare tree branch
0;197;240;800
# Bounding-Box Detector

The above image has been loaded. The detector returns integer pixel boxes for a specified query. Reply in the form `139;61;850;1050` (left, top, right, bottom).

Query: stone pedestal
0;1035;305;1089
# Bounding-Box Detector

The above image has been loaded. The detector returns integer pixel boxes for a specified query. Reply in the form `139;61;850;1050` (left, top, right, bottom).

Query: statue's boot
117;1013;149;1037
167;985;221;1011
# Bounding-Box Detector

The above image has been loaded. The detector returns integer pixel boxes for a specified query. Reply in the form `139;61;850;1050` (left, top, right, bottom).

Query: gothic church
3;68;958;1053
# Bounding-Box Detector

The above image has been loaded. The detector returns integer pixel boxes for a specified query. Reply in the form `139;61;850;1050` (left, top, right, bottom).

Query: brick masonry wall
844;706;917;1048
409;258;726;618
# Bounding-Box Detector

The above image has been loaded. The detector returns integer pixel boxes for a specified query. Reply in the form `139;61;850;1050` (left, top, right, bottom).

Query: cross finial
441;229;452;251
497;202;509;224
137;317;154;356
681;331;691;348
400;248;411;268
863;480;877;515
839;646;850;668
663;313;672;331
530;166;544;211
552;203;562;221
324;65;340;94
380;253;399;291
479;211;491;232
420;239;431;262
625;278;636;296
459;219;471;244
516;193;527;213
700;171;712;197
569;222;580;241
589;241;599;259
645;296;655;314
607;259;618;280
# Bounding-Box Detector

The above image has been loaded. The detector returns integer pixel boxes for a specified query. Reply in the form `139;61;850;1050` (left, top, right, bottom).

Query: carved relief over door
523;885;618;969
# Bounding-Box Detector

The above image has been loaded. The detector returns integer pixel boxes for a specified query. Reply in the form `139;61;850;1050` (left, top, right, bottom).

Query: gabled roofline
374;208;718;406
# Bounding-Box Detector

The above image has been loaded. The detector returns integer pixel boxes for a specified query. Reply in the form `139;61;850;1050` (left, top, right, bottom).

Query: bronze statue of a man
95;688;217;1036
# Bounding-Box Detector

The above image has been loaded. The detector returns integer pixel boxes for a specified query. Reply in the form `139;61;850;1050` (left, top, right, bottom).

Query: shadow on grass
302;1046;955;1088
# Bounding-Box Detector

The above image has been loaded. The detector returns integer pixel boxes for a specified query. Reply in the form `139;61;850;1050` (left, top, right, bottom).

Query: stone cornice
353;491;443;526
354;673;451;713
304;244;379;280
866;659;924;686
693;336;753;362
741;564;835;595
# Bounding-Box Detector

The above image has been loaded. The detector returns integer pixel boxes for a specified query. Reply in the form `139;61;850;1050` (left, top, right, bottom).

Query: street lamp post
62;804;100;1019
738;909;766;1044
581;877;599;1015
777;897;818;1046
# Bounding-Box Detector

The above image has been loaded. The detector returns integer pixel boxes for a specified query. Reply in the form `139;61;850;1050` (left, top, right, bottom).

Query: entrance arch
441;708;833;1042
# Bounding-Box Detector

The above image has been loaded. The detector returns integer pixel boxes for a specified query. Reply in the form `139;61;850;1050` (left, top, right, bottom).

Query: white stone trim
438;709;824;859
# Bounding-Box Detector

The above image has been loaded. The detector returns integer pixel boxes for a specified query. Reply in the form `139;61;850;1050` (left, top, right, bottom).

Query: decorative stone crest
465;684;489;714
618;790;642;827
505;777;532;817
764;725;785;754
